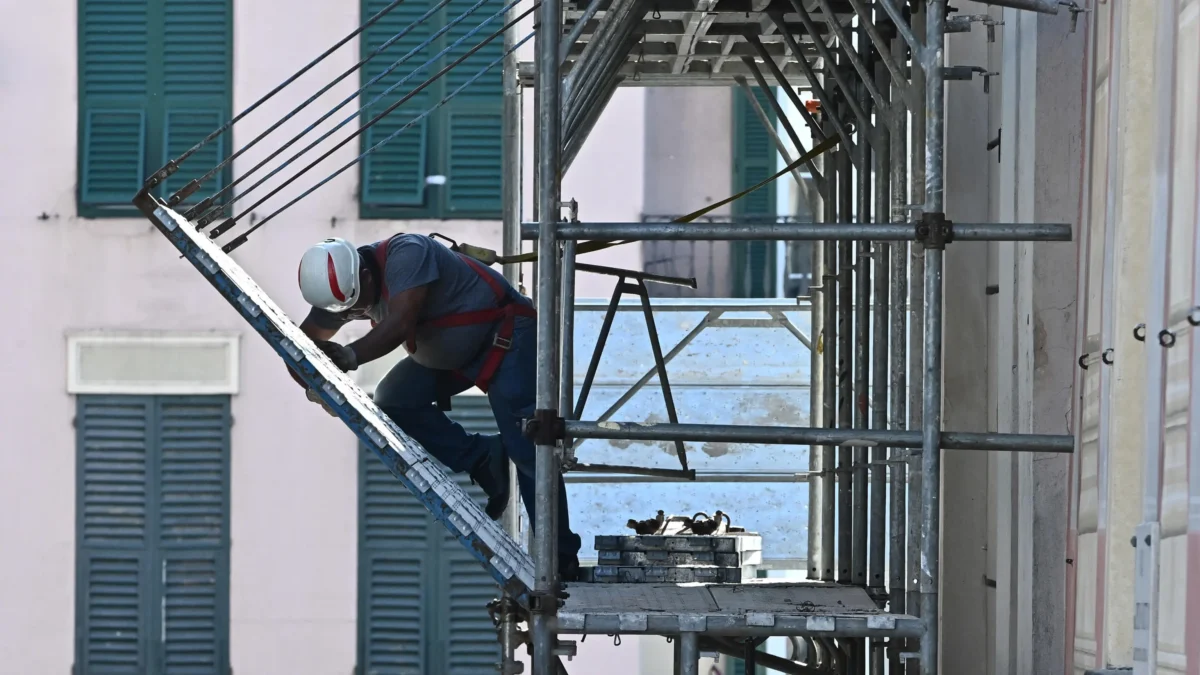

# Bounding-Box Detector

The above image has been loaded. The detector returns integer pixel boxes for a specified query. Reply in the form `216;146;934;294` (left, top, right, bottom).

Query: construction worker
291;233;582;580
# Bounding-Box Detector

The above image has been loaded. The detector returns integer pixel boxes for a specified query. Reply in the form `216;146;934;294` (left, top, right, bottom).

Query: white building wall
0;1;648;674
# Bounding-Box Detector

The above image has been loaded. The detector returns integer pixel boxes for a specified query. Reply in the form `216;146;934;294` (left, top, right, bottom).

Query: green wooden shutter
78;0;230;214
358;395;500;675
731;88;778;298
76;397;152;674
161;0;232;203
361;0;436;209
78;0;150;207
76;396;230;675
155;398;230;673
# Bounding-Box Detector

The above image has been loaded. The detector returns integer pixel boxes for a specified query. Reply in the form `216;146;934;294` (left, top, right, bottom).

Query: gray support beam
501;0;525;546
853;91;871;594
845;0;919;90
532;0;563;665
887;34;908;675
919;3;947;672
809;183;828;581
560;0;604;62
837;133;853;587
820;114;838;583
877;0;922;55
678;632;699;675
870;57;890;605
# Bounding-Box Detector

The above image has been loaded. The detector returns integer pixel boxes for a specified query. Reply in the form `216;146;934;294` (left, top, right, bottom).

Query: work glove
315;340;358;371
305;387;339;417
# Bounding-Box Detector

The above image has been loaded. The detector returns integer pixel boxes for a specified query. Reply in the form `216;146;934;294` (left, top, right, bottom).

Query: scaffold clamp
916;211;954;250
524;409;565;446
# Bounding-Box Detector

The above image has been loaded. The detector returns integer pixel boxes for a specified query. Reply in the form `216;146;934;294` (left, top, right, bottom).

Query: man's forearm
348;315;412;366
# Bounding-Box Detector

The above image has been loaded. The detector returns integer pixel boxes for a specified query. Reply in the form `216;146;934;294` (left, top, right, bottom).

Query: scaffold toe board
556;581;923;637
133;193;536;600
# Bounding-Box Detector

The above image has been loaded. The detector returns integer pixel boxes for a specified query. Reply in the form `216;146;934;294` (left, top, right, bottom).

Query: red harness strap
371;237;535;393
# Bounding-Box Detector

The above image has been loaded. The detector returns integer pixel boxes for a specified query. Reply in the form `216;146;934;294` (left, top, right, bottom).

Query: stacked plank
580;513;762;583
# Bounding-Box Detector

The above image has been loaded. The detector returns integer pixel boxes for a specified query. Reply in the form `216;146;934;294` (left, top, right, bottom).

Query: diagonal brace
734;76;826;212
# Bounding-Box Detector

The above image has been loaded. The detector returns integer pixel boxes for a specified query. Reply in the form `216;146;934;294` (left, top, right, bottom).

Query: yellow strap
461;133;841;265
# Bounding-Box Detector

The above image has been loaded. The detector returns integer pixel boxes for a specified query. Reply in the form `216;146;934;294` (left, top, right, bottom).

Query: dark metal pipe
837;133;854;587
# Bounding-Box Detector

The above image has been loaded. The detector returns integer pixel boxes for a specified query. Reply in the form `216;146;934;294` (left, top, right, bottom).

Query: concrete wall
0;1;652;673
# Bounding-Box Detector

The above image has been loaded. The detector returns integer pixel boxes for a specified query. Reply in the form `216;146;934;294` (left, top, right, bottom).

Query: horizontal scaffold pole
563;421;1075;453
519;222;1074;242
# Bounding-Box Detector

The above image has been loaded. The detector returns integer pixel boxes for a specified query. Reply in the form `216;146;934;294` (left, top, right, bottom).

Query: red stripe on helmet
327;253;346;302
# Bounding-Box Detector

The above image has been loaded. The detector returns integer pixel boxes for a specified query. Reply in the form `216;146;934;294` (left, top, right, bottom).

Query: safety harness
371;235;536;394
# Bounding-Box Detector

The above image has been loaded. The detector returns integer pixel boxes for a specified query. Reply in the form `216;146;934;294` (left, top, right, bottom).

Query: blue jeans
373;317;582;560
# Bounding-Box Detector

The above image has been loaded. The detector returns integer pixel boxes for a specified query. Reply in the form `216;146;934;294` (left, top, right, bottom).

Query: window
731;87;779;298
77;0;233;217
357;395;501;674
75;395;231;674
359;0;504;220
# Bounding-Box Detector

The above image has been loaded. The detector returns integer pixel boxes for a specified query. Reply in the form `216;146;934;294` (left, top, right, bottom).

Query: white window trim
66;331;241;395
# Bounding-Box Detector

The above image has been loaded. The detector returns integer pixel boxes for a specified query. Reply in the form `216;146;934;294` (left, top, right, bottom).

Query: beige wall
1068;0;1200;673
0;1;647;674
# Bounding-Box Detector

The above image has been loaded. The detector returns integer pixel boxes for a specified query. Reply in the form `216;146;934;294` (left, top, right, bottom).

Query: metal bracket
946;13;1004;42
1061;1;1090;33
943;65;999;93
1134;323;1147;342
524;409;566;446
916;212;953;250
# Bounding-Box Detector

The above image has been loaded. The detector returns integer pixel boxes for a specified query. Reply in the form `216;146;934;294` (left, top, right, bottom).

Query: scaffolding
127;0;1080;673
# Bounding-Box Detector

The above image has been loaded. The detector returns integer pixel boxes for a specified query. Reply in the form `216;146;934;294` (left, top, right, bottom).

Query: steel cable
221;29;535;253
194;0;517;228
165;0;410;190
184;0;465;216
209;4;537;249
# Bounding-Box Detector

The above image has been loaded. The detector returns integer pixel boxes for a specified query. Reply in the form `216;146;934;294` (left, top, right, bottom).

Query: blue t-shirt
309;234;531;370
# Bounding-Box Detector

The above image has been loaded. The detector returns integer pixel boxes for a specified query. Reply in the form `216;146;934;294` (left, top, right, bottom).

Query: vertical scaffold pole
906;4;927;673
500;0;524;542
920;2;946;672
533;0;563;666
836;99;854;587
808;130;828;582
820;109;838;584
887;29;909;675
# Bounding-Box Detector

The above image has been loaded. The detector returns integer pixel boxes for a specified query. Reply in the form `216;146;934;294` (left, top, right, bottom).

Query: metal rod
532;0;563;665
919;4;946;671
501;4;524;543
567;463;696;479
518;222;1072;241
560;239;577;443
808;196;827;581
743;35;860;164
876;0;922;56
983;0;1060;13
734;75;827;193
797;0;888;111
564;471;809;484
560;0;604;62
820;112;838;584
705;638;824;675
837;129;854;587
906;8;928;667
853;74;872;592
845;0;916;93
561;423;1073;453
632;280;690;471
887;34;909;675
870;59;889;603
769;10;875;145
573;281;622;440
564;72;623;171
679;632;700;675
576;262;697;287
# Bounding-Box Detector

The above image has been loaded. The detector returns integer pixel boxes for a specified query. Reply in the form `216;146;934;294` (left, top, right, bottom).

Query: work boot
468;439;510;521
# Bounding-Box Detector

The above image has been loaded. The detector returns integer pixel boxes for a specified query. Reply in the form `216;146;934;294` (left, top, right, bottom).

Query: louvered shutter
160;0;232;203
731;87;778;298
78;0;150;206
155;398;230;674
359;441;430;674
361;0;435;208
440;0;502;217
76;398;152;674
358;396;500;675
78;0;230;212
76;396;230;675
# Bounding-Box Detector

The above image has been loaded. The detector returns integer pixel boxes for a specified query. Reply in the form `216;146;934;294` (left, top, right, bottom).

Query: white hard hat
298;238;361;312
